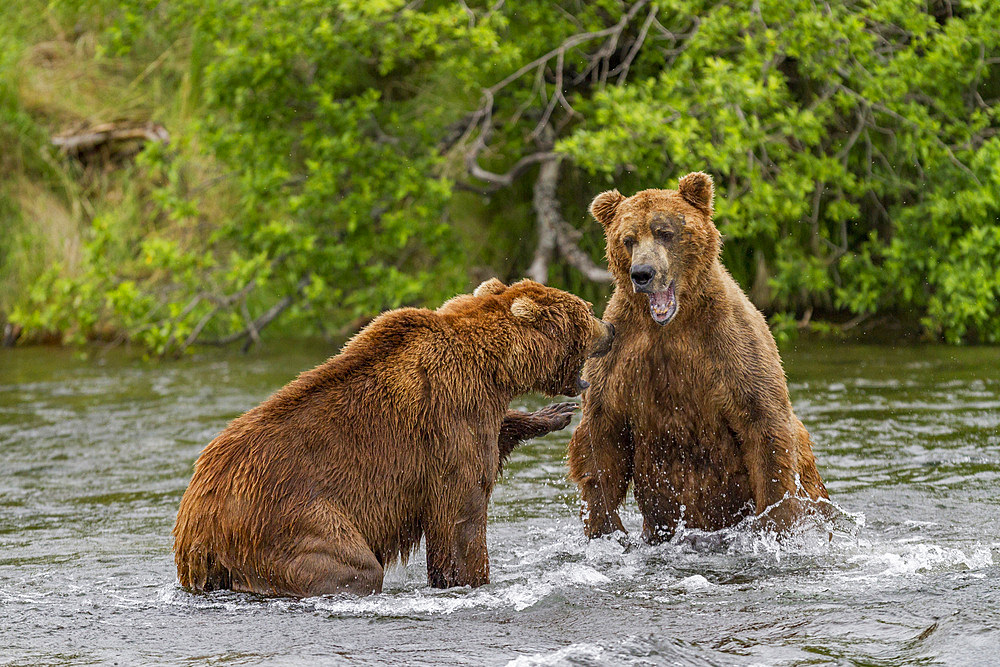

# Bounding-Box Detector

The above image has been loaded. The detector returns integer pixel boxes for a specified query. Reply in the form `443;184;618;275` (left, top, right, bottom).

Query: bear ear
473;278;507;297
510;297;542;322
589;189;626;227
677;171;714;215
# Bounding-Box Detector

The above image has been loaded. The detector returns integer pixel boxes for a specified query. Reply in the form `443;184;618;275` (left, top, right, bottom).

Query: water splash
507;643;605;666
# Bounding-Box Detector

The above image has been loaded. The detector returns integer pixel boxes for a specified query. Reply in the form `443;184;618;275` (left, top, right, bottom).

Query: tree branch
554;219;613;283
484;0;650;97
52;122;169;156
835;81;982;186
464;1;652;189
529;155;612;284
528;158;560;283
460;5;650;282
610;5;658;84
200;274;312;349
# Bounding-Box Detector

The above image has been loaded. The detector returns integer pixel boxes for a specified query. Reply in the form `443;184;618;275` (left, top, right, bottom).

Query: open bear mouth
647;280;677;325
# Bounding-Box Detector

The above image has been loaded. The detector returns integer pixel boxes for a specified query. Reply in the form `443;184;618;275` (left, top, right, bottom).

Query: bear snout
630;264;656;291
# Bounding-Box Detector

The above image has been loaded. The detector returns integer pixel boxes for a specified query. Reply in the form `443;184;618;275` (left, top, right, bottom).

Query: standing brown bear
568;173;828;542
174;279;614;597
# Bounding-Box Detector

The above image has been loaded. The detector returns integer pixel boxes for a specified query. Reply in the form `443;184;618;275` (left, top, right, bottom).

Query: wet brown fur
568;173;828;542
174;279;611;597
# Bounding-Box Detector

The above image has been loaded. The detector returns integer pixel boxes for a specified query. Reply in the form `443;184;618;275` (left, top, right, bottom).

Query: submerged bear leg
568;413;632;538
258;502;384;597
424;485;490;589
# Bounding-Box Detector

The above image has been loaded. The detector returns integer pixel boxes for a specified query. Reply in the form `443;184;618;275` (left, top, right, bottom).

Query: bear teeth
647;281;677;324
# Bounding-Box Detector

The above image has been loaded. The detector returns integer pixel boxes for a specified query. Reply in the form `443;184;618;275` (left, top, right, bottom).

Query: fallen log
52;122;169;162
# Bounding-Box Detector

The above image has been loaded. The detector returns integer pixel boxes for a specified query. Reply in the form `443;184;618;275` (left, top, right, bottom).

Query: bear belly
631;419;753;540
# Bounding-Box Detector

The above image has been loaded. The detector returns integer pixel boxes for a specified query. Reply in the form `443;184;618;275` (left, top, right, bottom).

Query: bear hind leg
263;503;384;598
282;545;383;597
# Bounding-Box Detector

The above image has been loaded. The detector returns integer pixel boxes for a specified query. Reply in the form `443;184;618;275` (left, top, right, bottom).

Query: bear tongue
647;282;677;325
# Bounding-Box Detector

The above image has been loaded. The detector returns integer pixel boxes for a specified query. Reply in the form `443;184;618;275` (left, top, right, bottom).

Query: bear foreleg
424;484;490;589
497;402;577;473
568;411;632;539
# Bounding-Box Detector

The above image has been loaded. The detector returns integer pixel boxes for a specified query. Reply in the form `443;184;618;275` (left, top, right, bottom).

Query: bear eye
655;229;675;244
622;236;635;251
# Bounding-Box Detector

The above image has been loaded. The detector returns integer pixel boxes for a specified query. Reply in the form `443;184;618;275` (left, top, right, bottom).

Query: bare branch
835;110;867;162
510;65;547;126
485;0;650;96
528;158;560;283
240;299;262;352
611;5;658;84
2;322;22;348
465;140;559;191
797;306;813;329
171;279;259;356
457;0;476;28
460;3;652;283
553;220;612;283
839;311;872;331
529;155;612;284
199;274;312;350
159;293;205;355
530;49;568;140
835;81;982;186
179;302;222;354
571;0;652;86
465;0;652;187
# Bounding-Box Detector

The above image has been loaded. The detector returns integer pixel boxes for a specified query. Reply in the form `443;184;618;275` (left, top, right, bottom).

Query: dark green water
1;342;998;665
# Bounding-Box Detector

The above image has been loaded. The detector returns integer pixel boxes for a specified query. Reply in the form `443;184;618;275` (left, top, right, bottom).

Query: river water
1;342;998;665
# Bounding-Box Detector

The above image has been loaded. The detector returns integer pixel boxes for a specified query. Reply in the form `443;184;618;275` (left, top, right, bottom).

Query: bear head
589;172;720;326
452;279;615;397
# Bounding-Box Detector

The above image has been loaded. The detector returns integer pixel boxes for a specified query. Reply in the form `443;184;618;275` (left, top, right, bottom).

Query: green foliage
559;0;1000;342
9;0;490;353
4;0;1000;347
0;13;80;317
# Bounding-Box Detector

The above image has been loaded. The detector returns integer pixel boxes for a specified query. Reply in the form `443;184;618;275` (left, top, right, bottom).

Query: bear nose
630;264;656;289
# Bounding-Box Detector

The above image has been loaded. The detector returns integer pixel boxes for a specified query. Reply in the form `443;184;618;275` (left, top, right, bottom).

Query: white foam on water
151;526;628;618
848;542;995;577
148;495;992;623
310;580;552;616
309;561;615;617
157;583;272;614
506;643;604;667
551;562;611;586
672;574;715;593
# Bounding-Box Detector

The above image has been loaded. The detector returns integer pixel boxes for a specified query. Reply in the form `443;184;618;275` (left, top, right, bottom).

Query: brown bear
568;173;828;542
174;278;614;597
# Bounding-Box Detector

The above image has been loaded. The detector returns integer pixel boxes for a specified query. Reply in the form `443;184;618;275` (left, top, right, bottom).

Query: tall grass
0;1;215;328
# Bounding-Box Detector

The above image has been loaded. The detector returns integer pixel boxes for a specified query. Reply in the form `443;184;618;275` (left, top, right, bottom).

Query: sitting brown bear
174;279;614;597
568;173;828;542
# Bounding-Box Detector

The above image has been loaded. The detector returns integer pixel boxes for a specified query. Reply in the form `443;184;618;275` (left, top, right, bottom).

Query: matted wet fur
569;173;828;542
174;279;613;597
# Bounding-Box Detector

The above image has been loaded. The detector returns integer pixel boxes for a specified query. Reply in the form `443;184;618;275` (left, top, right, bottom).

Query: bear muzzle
648;281;677;326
